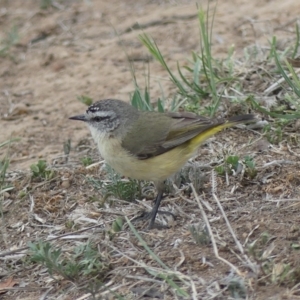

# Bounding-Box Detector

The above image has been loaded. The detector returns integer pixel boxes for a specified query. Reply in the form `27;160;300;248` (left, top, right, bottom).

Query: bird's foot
132;210;176;229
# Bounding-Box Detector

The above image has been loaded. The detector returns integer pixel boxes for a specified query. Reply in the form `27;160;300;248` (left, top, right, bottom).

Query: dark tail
228;114;256;124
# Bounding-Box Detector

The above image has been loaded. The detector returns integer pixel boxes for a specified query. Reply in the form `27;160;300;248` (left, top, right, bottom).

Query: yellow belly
92;132;193;182
106;141;193;182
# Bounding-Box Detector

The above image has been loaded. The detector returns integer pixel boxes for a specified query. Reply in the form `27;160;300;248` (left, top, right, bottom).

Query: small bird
70;99;254;229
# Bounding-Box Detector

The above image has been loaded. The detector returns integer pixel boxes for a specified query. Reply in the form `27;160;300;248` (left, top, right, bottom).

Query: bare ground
1;0;300;299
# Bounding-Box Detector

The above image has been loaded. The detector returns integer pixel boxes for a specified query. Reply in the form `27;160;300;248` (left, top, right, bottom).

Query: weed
108;216;124;240
87;164;142;202
189;224;210;245
81;156;93;167
28;241;109;280
226;276;247;299
243;156;257;179
30;160;55;180
215;155;240;176
88;176;141;203
17;190;27;199
77;95;93;106
263;121;286;144
215;155;257;179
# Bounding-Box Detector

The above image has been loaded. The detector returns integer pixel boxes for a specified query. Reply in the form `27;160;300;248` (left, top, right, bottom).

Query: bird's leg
132;181;175;229
148;189;164;229
148;181;175;229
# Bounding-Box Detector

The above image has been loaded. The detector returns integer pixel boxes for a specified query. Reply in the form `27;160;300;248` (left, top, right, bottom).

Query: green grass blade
292;23;300;59
125;216;169;269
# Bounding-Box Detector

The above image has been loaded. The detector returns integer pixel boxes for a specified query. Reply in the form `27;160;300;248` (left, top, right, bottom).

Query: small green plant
0;25;19;58
215;155;240;176
28;241;108;280
214;164;225;176
77;95;93;106
189;224;210;245
246;232;298;285
104;180;141;202
88;164;141;202
243;156;257;179
263;121;286;145
108;216;124;240
225;155;240;172
30;160;55;180
271;263;292;284
88;176;141;203
40;0;53;9
63;139;71;156
131;87;187;113
226;277;247;299
18;190;27;199
81;156;93;167
111;217;124;233
0;139;18;196
0;158;9;189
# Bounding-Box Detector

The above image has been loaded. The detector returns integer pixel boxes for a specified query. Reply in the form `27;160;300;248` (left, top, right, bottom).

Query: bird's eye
92;116;110;122
93;116;103;122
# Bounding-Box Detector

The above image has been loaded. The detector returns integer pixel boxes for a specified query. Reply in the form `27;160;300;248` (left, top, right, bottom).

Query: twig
243;224;260;247
212;193;256;271
190;184;243;276
121;14;197;34
264;68;300;95
259;160;296;168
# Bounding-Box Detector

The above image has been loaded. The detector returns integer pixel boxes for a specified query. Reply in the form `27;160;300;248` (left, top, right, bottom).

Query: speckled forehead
86;104;101;113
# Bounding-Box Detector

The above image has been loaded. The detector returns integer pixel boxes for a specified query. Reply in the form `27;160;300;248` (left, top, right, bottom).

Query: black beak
69;114;87;122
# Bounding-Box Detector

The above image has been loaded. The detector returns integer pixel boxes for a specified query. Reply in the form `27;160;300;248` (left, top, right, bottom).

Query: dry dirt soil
1;0;300;299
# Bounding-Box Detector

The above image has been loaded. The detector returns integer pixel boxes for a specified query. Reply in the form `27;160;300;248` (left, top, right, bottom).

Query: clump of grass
246;29;300;146
135;7;244;117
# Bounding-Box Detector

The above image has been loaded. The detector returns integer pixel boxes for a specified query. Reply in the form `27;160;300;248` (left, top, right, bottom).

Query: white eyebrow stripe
87;111;115;119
